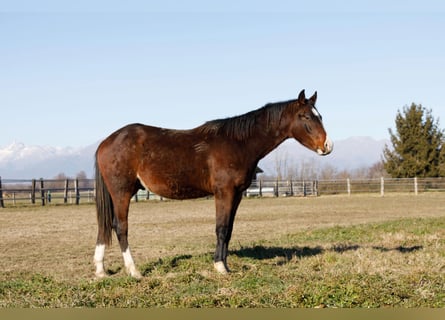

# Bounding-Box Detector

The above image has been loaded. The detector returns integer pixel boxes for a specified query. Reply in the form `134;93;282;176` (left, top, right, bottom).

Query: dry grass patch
0;194;444;307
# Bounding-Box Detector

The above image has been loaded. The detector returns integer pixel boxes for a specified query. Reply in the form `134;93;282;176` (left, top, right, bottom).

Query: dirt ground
1;194;444;281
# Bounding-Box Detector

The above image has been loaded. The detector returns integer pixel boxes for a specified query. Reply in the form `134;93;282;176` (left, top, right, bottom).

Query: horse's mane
197;99;298;140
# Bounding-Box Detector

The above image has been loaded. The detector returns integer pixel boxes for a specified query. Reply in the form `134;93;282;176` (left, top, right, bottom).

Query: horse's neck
247;115;290;161
255;134;288;161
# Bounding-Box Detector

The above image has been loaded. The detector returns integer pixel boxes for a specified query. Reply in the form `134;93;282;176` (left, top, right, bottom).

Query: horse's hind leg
94;243;106;278
114;194;142;279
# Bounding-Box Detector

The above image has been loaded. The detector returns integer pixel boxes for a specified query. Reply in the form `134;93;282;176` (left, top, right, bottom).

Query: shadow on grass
140;254;193;276
232;245;323;261
106;266;122;276
372;245;423;253
136;244;424;275
232;243;423;264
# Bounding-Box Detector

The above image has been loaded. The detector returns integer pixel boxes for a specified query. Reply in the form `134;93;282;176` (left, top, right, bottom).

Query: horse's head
289;90;333;156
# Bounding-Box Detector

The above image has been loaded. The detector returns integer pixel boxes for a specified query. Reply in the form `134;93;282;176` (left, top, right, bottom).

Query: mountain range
0;137;388;179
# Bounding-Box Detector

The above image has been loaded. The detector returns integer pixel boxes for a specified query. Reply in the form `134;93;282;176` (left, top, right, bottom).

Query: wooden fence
0;177;94;207
1;176;444;208
316;177;445;196
244;177;445;197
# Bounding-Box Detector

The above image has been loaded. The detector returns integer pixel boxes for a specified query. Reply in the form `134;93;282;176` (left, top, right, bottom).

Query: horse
94;89;332;279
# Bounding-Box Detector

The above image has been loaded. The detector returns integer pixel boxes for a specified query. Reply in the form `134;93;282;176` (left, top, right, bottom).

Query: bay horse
94;89;332;279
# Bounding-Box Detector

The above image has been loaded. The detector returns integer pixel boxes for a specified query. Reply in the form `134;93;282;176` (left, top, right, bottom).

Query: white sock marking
214;261;229;275
122;247;142;279
94;244;106;278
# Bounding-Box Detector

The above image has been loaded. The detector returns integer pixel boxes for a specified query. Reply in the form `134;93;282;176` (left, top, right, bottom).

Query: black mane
197;99;298;140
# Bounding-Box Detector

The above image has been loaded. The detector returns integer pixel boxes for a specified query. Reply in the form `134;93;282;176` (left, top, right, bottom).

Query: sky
1;1;445;148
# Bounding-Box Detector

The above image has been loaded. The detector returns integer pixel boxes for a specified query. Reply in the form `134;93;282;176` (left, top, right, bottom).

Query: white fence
245;180;318;197
1;177;445;207
315;177;445;196
243;177;445;198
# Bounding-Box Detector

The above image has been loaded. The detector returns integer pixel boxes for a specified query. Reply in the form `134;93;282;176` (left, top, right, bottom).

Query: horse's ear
309;91;317;104
298;90;306;103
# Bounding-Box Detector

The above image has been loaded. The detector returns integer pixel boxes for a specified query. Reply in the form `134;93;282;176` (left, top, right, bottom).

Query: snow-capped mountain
0;137;388;179
0;141;99;179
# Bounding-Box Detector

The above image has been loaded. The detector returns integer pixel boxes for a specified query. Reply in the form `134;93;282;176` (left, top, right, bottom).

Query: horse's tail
95;152;114;246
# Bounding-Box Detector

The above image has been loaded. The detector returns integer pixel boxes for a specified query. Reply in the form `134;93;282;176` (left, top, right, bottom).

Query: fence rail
316;177;445;195
1;176;444;208
0;177;94;207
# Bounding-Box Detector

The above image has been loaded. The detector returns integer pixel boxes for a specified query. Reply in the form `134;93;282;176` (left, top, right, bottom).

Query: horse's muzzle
317;137;333;156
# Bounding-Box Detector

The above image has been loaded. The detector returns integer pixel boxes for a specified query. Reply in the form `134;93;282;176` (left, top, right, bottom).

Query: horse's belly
151;184;211;200
138;171;211;200
168;187;211;200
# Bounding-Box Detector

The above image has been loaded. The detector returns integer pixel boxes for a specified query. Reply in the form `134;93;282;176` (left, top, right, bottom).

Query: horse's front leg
214;191;242;274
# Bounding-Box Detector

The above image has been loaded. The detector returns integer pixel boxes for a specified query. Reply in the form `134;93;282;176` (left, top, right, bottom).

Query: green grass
1;216;444;307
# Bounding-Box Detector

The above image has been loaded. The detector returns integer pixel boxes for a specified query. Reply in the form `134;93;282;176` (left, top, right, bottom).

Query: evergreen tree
440;146;445;176
383;103;444;178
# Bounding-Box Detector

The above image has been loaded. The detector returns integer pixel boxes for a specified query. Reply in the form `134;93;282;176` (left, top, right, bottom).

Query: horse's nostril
325;140;334;152
324;137;333;154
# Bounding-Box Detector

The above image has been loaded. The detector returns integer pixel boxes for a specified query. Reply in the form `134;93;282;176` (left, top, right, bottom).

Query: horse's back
96;122;256;200
97;123;214;199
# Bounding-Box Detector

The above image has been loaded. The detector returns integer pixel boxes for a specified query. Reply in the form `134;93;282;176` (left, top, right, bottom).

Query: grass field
0;194;444;307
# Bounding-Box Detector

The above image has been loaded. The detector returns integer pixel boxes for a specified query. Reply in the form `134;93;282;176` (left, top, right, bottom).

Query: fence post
0;176;4;208
40;178;45;206
75;179;80;205
64;179;69;203
380;177;384;197
31;179;36;204
274;179;279;197
414;177;418;195
303;180;307;197
259;179;263;197
347;178;351;196
314;180;319;197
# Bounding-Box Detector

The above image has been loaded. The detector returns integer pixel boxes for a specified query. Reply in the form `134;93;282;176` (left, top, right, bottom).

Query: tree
54;172;68;180
367;161;389;179
47;172;69;189
383;103;444;178
273;150;289;180
440;146;445;176
76;171;87;180
318;164;338;180
76;170;91;189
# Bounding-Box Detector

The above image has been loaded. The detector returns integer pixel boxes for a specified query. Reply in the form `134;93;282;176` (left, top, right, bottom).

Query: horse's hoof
127;266;143;280
95;271;107;279
131;270;143;280
214;261;230;275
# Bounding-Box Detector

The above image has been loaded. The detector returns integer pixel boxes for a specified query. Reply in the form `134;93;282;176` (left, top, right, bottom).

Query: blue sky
1;1;445;148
